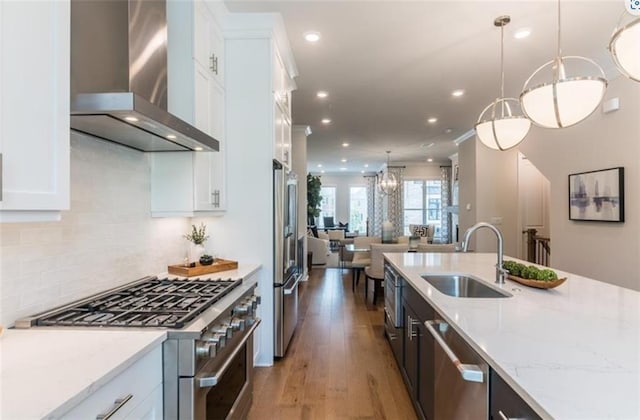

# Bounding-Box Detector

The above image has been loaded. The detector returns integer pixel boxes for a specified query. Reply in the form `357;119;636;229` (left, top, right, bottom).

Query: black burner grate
36;277;242;329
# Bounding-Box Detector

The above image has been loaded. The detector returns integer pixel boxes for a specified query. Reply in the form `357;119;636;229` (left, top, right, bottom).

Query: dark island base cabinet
386;263;542;420
490;370;541;420
401;278;435;420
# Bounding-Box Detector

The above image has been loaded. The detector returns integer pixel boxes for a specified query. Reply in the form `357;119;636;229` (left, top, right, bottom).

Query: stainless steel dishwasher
424;319;489;419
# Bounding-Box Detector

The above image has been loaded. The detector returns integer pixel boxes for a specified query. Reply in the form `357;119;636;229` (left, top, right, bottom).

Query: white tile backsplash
0;133;191;327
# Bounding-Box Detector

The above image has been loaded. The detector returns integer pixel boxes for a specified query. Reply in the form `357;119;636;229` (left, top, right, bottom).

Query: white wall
292;126;309;277
292;127;308;238
0;134;190;327
315;173;367;226
458;138;477;248
402;163;443;180
458;136;520;257
519;76;640;290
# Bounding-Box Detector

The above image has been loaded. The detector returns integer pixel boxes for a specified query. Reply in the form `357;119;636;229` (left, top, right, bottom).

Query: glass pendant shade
476;98;531;151
521;56;607;128
609;16;640;82
476;16;531;151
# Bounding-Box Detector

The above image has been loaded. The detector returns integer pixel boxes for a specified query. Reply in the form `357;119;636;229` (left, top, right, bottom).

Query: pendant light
520;0;607;128
377;151;398;195
609;13;640;82
475;16;531;151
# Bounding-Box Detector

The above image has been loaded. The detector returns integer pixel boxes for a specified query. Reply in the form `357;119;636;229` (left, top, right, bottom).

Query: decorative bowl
507;274;567;289
199;255;215;266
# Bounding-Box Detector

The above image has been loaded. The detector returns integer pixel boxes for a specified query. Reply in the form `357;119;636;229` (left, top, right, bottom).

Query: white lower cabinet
60;346;162;420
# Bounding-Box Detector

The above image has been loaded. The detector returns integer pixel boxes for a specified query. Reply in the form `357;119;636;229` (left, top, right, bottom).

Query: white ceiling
224;1;623;174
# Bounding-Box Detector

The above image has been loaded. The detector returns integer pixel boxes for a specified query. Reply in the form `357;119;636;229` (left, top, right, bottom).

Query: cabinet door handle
425;320;484;383
210;54;218;74
498;411;509;420
212;190;220;208
96;394;133;420
407;315;418;341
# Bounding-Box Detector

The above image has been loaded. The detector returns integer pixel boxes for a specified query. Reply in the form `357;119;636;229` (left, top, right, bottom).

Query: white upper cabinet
151;0;227;217
273;51;294;167
0;0;70;222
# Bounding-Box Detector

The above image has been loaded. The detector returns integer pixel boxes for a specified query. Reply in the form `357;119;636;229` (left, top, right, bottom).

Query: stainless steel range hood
70;0;218;152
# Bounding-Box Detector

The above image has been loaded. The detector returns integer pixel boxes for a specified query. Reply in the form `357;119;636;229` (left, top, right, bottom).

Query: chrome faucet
461;222;507;284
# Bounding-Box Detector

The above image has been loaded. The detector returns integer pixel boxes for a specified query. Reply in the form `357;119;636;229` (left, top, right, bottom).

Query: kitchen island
385;252;639;419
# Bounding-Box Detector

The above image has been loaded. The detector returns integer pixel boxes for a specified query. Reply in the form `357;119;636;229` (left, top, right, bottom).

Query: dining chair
350;236;381;291
323;216;335;228
328;229;345;251
364;243;409;304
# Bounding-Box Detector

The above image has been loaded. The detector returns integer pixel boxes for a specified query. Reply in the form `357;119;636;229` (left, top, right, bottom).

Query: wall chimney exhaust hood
70;0;218;152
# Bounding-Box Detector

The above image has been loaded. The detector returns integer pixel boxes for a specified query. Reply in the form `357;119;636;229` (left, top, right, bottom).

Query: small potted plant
199;254;215;265
184;223;210;263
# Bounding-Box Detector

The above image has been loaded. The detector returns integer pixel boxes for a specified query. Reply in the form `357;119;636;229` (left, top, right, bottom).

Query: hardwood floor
248;267;417;420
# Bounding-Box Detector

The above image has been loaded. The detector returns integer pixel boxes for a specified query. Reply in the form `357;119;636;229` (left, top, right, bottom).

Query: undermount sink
422;274;512;298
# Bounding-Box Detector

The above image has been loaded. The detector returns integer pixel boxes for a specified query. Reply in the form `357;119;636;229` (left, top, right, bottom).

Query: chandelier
475;16;531;151
520;0;607;128
377;151;398;195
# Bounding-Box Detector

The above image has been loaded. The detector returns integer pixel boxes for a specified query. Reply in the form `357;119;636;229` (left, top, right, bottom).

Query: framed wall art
568;167;624;222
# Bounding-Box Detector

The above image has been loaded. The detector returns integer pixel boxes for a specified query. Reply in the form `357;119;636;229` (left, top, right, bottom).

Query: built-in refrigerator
273;160;299;357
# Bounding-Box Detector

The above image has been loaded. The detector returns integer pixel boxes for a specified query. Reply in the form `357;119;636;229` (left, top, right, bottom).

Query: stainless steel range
16;275;261;420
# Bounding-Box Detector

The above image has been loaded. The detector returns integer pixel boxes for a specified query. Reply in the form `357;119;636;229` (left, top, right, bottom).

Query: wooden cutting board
168;258;238;277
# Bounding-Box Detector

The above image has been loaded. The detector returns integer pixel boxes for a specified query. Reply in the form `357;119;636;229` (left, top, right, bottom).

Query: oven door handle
283;275;299;295
198;318;261;388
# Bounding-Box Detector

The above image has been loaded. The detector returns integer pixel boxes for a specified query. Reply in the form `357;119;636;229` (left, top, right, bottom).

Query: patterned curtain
373;174;383;237
440;166;452;243
364;175;377;236
386;166;405;238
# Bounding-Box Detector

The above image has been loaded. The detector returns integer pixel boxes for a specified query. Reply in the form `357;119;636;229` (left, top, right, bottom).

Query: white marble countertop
385;252;640;420
0;263;262;419
0;329;166;420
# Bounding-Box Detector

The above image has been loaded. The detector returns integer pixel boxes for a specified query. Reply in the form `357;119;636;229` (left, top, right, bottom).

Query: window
349;186;367;233
319;186;336;227
403;180;442;236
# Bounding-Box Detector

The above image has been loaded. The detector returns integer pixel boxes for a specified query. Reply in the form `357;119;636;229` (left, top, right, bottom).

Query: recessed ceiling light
321;170;325;173
427;158;434;162
194;147;203;151
317;164;323;168
124;116;139;122
445;128;453;134
361;170;365;174
452;89;465;97
340;167;347;171
341;158;347;163
317;91;328;98
364;164;369;168
514;28;531;39
304;31;321;43
166;134;177;139
342;142;349;147
321;118;332;124
427;117;438;124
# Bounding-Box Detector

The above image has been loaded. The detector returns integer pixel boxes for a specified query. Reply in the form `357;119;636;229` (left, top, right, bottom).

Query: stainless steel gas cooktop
15;276;242;329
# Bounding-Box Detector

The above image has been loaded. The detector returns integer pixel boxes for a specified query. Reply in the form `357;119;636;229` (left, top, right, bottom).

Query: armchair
307;236;331;265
